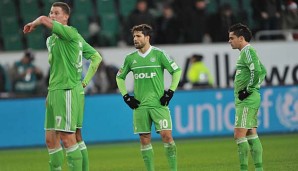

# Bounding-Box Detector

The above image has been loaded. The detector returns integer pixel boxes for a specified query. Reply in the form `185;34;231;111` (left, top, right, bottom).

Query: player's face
228;32;241;50
49;6;69;25
133;31;149;49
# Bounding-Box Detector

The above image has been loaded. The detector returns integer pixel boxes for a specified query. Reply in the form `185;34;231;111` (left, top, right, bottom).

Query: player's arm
169;70;182;91
246;50;264;93
23;16;53;34
115;57;131;95
160;51;182;106
238;48;262;100
82;53;102;87
116;58;140;109
116;77;127;96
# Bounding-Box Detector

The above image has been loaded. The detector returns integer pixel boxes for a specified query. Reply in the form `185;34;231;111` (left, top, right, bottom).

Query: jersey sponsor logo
134;72;157;79
171;62;178;70
150;57;156;62
276;87;298;130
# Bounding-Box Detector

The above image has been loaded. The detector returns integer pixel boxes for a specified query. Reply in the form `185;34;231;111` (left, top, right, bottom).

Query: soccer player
228;23;267;171
116;24;181;171
23;2;102;171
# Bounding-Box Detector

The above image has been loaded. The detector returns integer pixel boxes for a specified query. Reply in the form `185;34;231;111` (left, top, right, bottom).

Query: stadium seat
100;13;119;34
42;0;59;14
119;0;137;18
0;0;17;17
2;34;23;51
241;0;254;29
70;13;90;39
73;0;94;17
98;13;119;46
0;16;20;36
96;0;116;16
98;30;117;46
220;0;238;13
19;0;40;18
206;0;219;14
25;28;46;50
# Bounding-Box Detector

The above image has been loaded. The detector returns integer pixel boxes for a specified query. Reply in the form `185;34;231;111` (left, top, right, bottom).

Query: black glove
238;89;250;101
160;89;174;106
123;94;140;109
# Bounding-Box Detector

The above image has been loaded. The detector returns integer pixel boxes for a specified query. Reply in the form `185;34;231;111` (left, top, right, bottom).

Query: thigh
49;86;82;133
45;92;55;130
75;85;85;129
45;130;61;149
133;108;151;134
150;107;172;133
235;105;259;129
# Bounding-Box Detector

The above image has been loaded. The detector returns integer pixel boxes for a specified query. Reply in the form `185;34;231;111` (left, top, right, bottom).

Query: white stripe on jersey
241;107;248;128
65;90;71;131
244;47;252;62
131;65;161;70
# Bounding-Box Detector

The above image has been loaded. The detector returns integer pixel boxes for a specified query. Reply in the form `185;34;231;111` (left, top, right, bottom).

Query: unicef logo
276;88;298;130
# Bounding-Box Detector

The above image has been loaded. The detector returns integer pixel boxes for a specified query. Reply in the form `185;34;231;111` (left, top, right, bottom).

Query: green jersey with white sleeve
46;21;97;91
117;46;181;109
234;44;267;107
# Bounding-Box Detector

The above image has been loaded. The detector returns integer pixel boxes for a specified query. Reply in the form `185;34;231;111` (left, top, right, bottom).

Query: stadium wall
0;86;297;148
0;41;297;91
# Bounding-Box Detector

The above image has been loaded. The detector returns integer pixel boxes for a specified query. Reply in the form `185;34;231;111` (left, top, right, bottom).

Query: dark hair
228;23;252;42
52;2;71;15
192;54;203;61
24;49;35;61
131;24;153;38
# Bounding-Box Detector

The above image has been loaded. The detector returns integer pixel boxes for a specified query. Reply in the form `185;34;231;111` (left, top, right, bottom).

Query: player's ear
64;14;69;21
239;36;245;42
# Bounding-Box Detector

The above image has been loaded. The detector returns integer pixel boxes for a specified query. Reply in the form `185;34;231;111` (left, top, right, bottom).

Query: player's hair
131;24;153;38
52;2;71;15
228;23;252;42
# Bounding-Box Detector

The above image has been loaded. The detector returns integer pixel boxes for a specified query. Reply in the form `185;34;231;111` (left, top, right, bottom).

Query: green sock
141;144;155;171
65;144;83;171
164;141;177;171
247;135;263;171
236;137;249;171
78;141;89;171
48;147;64;171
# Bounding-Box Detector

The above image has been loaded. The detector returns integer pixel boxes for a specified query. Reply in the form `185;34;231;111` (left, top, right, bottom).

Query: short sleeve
52;21;78;41
160;50;180;74
116;56;131;79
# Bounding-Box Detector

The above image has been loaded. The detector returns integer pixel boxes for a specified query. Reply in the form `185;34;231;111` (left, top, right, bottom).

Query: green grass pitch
0;133;297;171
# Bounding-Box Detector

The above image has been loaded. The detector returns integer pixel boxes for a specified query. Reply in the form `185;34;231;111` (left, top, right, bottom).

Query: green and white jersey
234;44;267;104
46;21;97;91
117;46;181;108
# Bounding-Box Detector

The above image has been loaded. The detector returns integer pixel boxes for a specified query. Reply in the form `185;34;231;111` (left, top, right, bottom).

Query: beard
134;41;145;49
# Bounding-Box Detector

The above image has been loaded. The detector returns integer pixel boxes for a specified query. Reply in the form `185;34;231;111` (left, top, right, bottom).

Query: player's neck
239;42;249;51
139;43;151;54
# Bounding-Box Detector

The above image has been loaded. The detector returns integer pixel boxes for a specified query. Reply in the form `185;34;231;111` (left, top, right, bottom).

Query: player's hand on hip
238;88;250;101
123;94;140;109
160;89;174;106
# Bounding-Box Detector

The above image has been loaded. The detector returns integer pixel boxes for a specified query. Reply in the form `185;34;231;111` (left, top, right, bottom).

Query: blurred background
0;0;297;152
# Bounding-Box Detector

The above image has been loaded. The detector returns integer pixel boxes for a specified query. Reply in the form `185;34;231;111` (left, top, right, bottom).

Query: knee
60;133;76;148
160;131;173;143
76;133;82;142
46;136;57;149
139;133;151;145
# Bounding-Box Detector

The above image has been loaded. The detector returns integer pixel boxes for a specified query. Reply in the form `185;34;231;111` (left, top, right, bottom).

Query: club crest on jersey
150;57;156;62
132;60;137;64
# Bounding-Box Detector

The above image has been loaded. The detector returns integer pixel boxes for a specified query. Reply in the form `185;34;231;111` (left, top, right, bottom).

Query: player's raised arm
23;16;53;34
